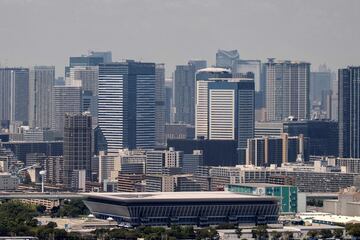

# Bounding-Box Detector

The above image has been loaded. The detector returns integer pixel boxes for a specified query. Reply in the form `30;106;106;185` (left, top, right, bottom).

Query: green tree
307;230;319;239
60;199;89;217
54;229;68;240
252;225;268;240
196;227;219;240
346;223;360;238
235;228;242;239
333;228;344;239
36;205;47;214
320;229;333;239
283;231;294;240
0;201;37;236
270;230;281;240
216;223;236;229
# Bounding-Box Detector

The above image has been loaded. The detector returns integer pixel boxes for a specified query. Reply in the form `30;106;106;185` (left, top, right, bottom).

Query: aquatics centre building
83;192;279;227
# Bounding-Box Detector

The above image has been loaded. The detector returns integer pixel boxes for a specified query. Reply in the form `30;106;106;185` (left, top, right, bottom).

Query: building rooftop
229;183;294;188
196;67;231;73
83;191;277;203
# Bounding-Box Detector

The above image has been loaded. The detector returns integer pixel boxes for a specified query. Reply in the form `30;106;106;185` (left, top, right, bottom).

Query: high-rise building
216;49;240;70
234;60;262;92
155;64;165;146
69;66;98;93
339;67;360;158
44;156;64;185
174;64;196;125
0;68;29;124
65;52;108;77
265;59;310;121
88;51;112;63
195;67;232;139
208;79;255;163
63;113;92;189
68;66;98;121
165;78;173;124
310;68;332;104
29;66;55;129
98;61;156;151
52;84;82;133
195;68;254;163
188;60;207;71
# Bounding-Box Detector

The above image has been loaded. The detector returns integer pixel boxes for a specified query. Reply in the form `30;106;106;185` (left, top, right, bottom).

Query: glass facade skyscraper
98;61;156;151
339;67;360;158
0;68;29;123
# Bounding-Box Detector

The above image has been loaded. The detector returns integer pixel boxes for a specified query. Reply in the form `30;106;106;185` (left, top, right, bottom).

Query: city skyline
0;0;359;76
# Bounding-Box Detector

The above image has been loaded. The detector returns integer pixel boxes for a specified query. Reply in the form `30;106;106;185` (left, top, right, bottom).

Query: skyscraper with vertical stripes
265;59;310;121
0;68;29;124
98;61;156;151
338;66;360;158
29;66;55;129
195;68;254;164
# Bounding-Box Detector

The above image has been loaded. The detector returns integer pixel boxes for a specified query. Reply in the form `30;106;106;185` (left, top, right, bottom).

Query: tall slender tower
174;64;196;125
0;68;29;124
155;64;165;146
29;66;55;129
63;112;92;189
265;59;310;121
339;66;360;158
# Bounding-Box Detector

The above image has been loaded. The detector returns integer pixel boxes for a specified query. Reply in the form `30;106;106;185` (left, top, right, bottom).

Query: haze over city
1;0;360;75
1;0;360;239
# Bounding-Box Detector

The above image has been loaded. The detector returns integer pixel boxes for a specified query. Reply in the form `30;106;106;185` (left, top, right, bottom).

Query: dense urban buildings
98;61;156;151
265;59;310;121
338;66;360;158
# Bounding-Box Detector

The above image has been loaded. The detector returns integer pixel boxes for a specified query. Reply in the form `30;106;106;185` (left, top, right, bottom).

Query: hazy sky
0;0;359;77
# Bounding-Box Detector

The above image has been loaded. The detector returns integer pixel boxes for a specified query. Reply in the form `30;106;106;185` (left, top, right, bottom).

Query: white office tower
209;88;235;140
195;68;232;139
195;68;255;164
29;66;55;129
265;59;310;121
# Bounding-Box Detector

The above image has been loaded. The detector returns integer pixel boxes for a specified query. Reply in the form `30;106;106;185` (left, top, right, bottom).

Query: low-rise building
83;191;280;227
227;183;298;213
0;172;18;190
